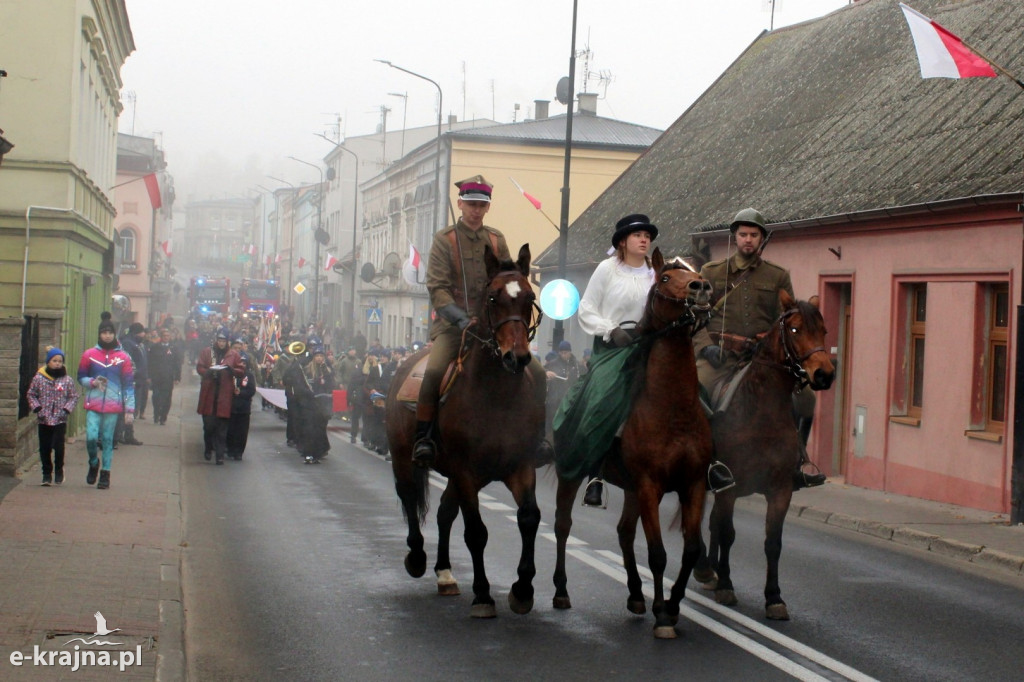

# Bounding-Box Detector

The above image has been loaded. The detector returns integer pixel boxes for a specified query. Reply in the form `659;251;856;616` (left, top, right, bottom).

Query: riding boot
412;420;436;467
535;427;555;467
707;460;736;493
582;478;604;507
793;446;826;490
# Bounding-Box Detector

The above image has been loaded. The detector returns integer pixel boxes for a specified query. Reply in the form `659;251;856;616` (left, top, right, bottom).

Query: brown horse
385;244;546;619
552;248;714;639
694;291;835;620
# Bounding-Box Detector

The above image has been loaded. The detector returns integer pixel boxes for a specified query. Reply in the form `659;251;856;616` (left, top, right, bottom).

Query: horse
552;247;715;639
385;244;546;619
693;290;835;620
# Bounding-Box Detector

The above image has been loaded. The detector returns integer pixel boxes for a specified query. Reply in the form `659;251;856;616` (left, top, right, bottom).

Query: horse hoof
653;625;678;640
508;592;534;615
552;596;572;610
404;552;427;579
693;567;717;585
470;603;497;619
699;579;718;591
715;589;738;606
436;569;460;596
627;598;646;615
766;603;790;621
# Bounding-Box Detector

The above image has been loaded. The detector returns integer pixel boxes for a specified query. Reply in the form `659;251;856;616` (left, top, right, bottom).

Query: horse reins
459;271;543;360
753;307;827;390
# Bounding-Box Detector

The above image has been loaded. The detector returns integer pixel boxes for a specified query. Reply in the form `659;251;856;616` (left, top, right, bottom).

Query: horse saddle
701;361;754;418
394;353;462;410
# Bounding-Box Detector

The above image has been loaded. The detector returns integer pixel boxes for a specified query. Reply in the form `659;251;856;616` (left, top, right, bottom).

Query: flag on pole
160;239;172;258
143;173;162;209
403;242;426;286
275;253;282;264
264;254;271;266
297;256;306;268
324;253;339;271
509;176;542;210
899;3;997;79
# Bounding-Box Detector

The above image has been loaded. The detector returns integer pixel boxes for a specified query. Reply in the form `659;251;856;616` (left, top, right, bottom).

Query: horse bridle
462;271;543;356
775;307;827;389
645;273;712;337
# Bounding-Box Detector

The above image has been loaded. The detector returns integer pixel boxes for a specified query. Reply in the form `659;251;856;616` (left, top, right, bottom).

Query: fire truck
188;276;231;316
237;278;281;318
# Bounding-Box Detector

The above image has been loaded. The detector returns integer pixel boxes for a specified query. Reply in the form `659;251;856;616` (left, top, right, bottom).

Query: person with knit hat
26;347;79;485
77;312;135;489
118;321;149;443
196;325;245;464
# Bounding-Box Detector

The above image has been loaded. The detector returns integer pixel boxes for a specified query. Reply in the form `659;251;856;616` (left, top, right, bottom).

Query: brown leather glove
609;327;632;348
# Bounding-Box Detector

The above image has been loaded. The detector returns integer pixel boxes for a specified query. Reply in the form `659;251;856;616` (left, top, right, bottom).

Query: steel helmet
729;208;767;236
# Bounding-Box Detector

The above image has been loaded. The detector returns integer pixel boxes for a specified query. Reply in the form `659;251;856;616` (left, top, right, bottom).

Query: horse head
639;247;713;334
480;244;540;373
774;290;835;391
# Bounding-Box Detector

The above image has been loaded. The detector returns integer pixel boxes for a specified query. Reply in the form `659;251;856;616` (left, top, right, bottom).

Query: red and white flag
324;253;339;271
403;242;426;286
264;255;271;266
160;239;172;258
275;253;282;264
509;176;542;210
245;243;257;256
143;173;162;209
297;256;306;268
899;3;996;79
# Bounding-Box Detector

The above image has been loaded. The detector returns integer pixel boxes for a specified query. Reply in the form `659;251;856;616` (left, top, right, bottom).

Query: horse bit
462;272;544;357
777;307;826;390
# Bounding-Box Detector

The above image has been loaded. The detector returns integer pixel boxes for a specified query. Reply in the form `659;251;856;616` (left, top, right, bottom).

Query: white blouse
577;256;655;342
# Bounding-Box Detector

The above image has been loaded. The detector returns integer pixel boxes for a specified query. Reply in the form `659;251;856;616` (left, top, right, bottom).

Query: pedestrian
274;340;305;448
148;326;182;425
120;322;150;429
412;174;548;467
694;207;825;489
196;327;244;465
77;312;135;489
26;347;79;486
226;351;257;460
346;353;366;445
297;345;336;463
556;213;735;506
361;353;388;454
544;340;583;432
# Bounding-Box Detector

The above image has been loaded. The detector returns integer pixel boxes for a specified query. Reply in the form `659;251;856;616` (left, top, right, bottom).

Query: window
118;228;137;269
986;284;1009;427
908;284;926;418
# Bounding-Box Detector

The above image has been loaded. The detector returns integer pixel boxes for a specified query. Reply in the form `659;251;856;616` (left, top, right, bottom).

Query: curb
156;406;187;682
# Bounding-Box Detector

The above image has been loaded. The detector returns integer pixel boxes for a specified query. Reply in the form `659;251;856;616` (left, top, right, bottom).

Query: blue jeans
85;411;118;470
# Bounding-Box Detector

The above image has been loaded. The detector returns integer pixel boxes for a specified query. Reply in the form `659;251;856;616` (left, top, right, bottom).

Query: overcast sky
119;0;850;203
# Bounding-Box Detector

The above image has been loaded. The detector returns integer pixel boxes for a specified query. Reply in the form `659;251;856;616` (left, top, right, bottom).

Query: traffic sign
293;282;306;295
539;279;580;320
366;308;383;325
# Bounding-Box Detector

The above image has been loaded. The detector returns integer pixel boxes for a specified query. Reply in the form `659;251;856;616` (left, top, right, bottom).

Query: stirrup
582;479;605;508
795;460;826;489
707;461;736;494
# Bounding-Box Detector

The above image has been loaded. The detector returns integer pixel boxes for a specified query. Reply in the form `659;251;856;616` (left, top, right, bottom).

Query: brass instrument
287;341;306;356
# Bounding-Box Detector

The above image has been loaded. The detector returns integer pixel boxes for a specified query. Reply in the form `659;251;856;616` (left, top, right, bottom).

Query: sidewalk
0;389;185;681
1;401;1022;679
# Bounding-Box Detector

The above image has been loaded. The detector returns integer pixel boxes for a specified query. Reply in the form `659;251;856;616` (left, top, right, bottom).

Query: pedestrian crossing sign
366;308;383;324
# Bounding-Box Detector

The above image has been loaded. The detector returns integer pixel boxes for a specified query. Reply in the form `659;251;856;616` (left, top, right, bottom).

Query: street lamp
267;175;296;310
387;91;408;159
286;156;327;324
314;133;360;341
375;59;443;235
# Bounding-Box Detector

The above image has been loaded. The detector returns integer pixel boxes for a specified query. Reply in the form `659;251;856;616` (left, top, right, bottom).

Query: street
179;385;1024;681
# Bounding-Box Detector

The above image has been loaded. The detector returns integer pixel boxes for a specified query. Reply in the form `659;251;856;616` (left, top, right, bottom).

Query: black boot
97;470;110;490
707;460;736;493
582;479;604;507
535;437;555;467
86;464;99;485
793;447;826;489
412;420;436;468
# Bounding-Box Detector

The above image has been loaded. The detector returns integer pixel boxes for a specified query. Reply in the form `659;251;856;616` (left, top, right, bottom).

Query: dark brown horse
385;244;546;618
694;291;835;620
552;248;714;639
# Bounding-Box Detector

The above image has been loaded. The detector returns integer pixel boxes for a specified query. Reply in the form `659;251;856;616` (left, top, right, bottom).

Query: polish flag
403;242;426;286
297;256;306;268
509;176;542;210
160;239;172;258
143;173;162;209
275;253;282;264
324;253;339;271
899;3;996;79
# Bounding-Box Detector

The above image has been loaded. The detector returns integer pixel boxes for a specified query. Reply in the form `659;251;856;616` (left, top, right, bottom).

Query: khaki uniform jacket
426;219;510;339
693;254;794;356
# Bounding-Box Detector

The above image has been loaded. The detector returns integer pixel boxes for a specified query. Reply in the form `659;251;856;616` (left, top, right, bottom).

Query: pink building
538;0;1024;515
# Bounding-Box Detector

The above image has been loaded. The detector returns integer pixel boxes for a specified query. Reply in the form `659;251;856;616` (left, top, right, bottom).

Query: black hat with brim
612;213;659;248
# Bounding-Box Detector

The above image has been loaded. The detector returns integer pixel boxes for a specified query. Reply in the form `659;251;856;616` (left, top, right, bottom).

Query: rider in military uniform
693;208;826;489
412;175;548;467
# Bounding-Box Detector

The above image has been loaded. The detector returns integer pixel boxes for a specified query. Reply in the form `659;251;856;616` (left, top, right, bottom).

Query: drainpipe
23;206;88;314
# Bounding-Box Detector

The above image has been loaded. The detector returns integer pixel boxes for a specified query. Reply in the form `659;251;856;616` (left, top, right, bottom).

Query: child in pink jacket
27;347;79;485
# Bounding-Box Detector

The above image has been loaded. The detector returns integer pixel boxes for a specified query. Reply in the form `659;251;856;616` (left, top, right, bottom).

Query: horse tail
412;465;431;526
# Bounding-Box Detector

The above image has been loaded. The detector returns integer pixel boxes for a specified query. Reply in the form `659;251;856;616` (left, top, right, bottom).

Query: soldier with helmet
694;207;826;489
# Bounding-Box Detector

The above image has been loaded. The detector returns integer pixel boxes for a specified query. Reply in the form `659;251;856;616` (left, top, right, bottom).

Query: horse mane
793;298;824;335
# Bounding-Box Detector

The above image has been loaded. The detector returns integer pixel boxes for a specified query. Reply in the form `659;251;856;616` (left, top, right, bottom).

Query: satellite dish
555;77;571;105
315;227;330;245
382;252;402;278
326;166;336;181
111;294;131;314
360;262;376;282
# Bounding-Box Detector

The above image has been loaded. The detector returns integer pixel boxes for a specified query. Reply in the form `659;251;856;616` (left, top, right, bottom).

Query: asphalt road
181;397;1024;682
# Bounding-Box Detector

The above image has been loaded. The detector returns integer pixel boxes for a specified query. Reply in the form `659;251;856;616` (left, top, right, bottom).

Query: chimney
534;99;550;120
577;92;597;116
448;114;457;127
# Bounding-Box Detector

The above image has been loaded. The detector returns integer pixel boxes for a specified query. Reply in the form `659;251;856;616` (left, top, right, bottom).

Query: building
177;197;258;281
357;99;662;349
0;1;134;472
536;0;1024;515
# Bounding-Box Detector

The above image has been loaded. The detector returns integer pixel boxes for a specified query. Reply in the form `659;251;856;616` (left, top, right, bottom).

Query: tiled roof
537;0;1024;267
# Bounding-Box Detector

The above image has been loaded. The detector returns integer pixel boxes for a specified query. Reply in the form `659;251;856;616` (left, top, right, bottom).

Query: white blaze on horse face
504;280;522;299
